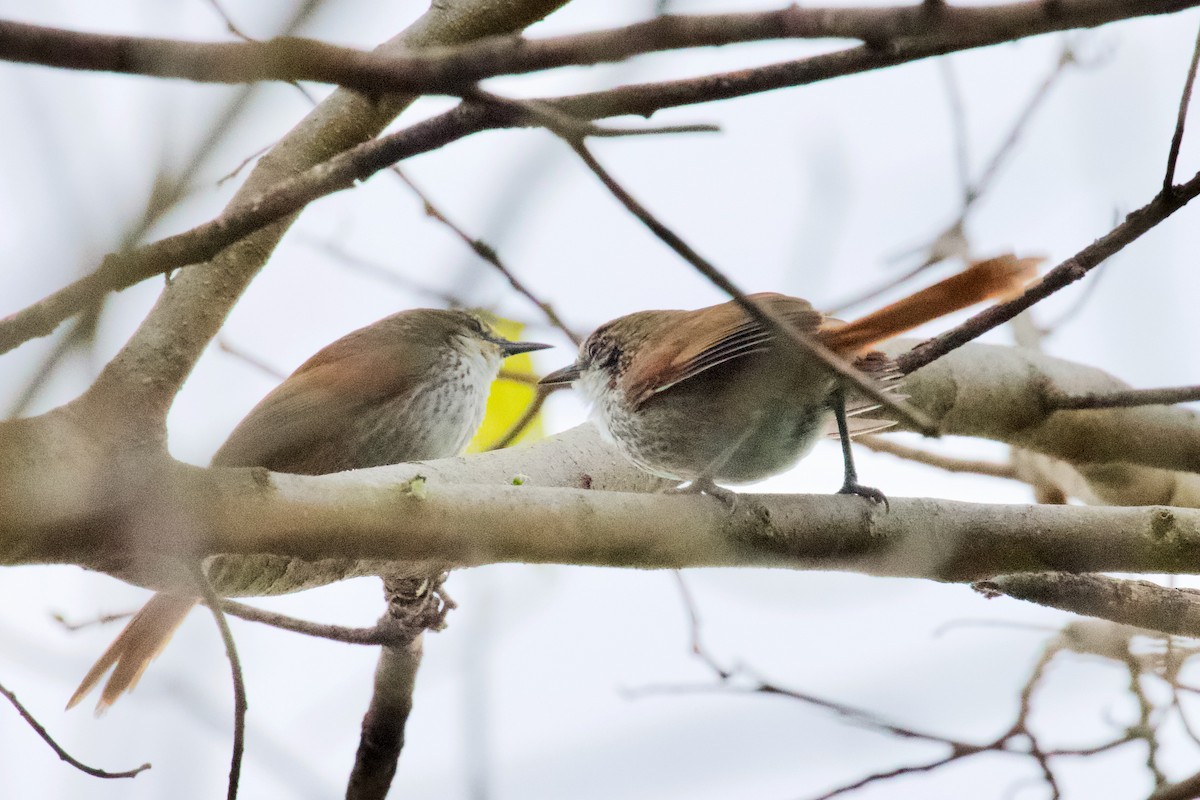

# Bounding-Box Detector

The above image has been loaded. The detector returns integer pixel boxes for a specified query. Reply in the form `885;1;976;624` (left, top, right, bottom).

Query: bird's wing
622;293;824;408
212;346;421;470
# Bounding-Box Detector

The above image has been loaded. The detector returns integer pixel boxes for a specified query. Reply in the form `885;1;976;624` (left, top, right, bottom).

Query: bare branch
1046;384;1200;410
3;2;1190;94
978;573;1200;639
1151;769;1200;800
1165;21;1200;192
15;447;1200;584
0;678;150;779
855;434;1019;480
192;563;246;800
217;599;399;645
486;386;554;451
299;237;465;305
388;167;582;344
898;167;1200;373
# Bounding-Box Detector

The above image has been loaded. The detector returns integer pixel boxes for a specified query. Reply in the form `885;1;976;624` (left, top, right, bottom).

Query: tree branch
11;344;1200;585
898;167;1200;373
855;434;1019;480
0;678;150;780
8;428;1200;585
979;572;1200;638
3;2;1192;94
1045;384;1200;410
1165;21;1200;192
193;563;246;800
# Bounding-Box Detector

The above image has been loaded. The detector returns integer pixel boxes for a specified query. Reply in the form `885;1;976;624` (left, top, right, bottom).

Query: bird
539;255;1037;502
69;308;549;712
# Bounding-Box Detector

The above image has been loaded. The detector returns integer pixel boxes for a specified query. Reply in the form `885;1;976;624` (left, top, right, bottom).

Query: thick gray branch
5;424;1200;587
890;342;1200;502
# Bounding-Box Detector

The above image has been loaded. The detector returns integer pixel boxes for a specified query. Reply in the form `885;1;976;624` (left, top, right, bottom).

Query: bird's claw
838;480;889;511
665;477;739;509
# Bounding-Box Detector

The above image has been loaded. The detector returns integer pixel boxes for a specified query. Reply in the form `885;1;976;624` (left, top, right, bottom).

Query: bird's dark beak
498;340;553;357
539;363;582;386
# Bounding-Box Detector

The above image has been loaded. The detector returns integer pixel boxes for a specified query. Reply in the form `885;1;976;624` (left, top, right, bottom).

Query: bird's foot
838;479;889;511
664;477;740;509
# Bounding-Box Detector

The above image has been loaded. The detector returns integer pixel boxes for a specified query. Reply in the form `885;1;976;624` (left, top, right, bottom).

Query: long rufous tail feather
817;254;1040;355
67;592;196;714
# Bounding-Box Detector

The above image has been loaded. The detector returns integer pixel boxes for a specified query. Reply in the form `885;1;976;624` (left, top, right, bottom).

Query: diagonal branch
193;563;247;800
0;678;150;780
388;167;582;344
978;572;1200;638
563;136;936;434
1165;21;1200;192
898;167;1200;373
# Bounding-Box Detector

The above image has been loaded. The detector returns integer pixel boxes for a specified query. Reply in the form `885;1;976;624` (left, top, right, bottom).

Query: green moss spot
399;475;427;500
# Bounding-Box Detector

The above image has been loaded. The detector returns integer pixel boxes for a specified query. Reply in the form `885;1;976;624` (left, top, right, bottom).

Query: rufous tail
817;254;1040;355
67;592;196;714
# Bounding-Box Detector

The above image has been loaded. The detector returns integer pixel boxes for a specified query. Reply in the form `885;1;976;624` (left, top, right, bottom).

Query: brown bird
540;255;1036;501
69;308;549;712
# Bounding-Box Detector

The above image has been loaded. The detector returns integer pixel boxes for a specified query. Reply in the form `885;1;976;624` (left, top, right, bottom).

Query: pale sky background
2;1;1200;798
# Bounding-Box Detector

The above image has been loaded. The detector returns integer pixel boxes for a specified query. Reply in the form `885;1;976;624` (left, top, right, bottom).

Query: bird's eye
466;315;490;338
585;337;619;369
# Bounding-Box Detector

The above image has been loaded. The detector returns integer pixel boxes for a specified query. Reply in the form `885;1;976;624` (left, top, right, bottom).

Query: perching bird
69;308;548;712
540;256;1036;501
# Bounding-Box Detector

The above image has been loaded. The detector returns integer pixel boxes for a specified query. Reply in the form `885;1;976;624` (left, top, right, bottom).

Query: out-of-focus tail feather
818;254;1040;355
67;592;196;714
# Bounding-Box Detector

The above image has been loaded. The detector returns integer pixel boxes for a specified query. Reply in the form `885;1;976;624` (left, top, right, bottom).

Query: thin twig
486;386;554;451
856;434;1019;479
2;3;1192;95
0;678;150;779
971;42;1077;207
1044;384;1200;410
51;609;133;630
497;368;541;386
215;598;402;645
465;86;718;140
191;564;246;800
1165;22;1200;192
388;166;582;344
836;42;1077;314
671;570;730;678
898;167;1200;374
299;237;464;305
204;0;254;41
830;240;966;314
940;57;971;207
5;310;100;419
217;337;286;380
1031;238;1114;335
